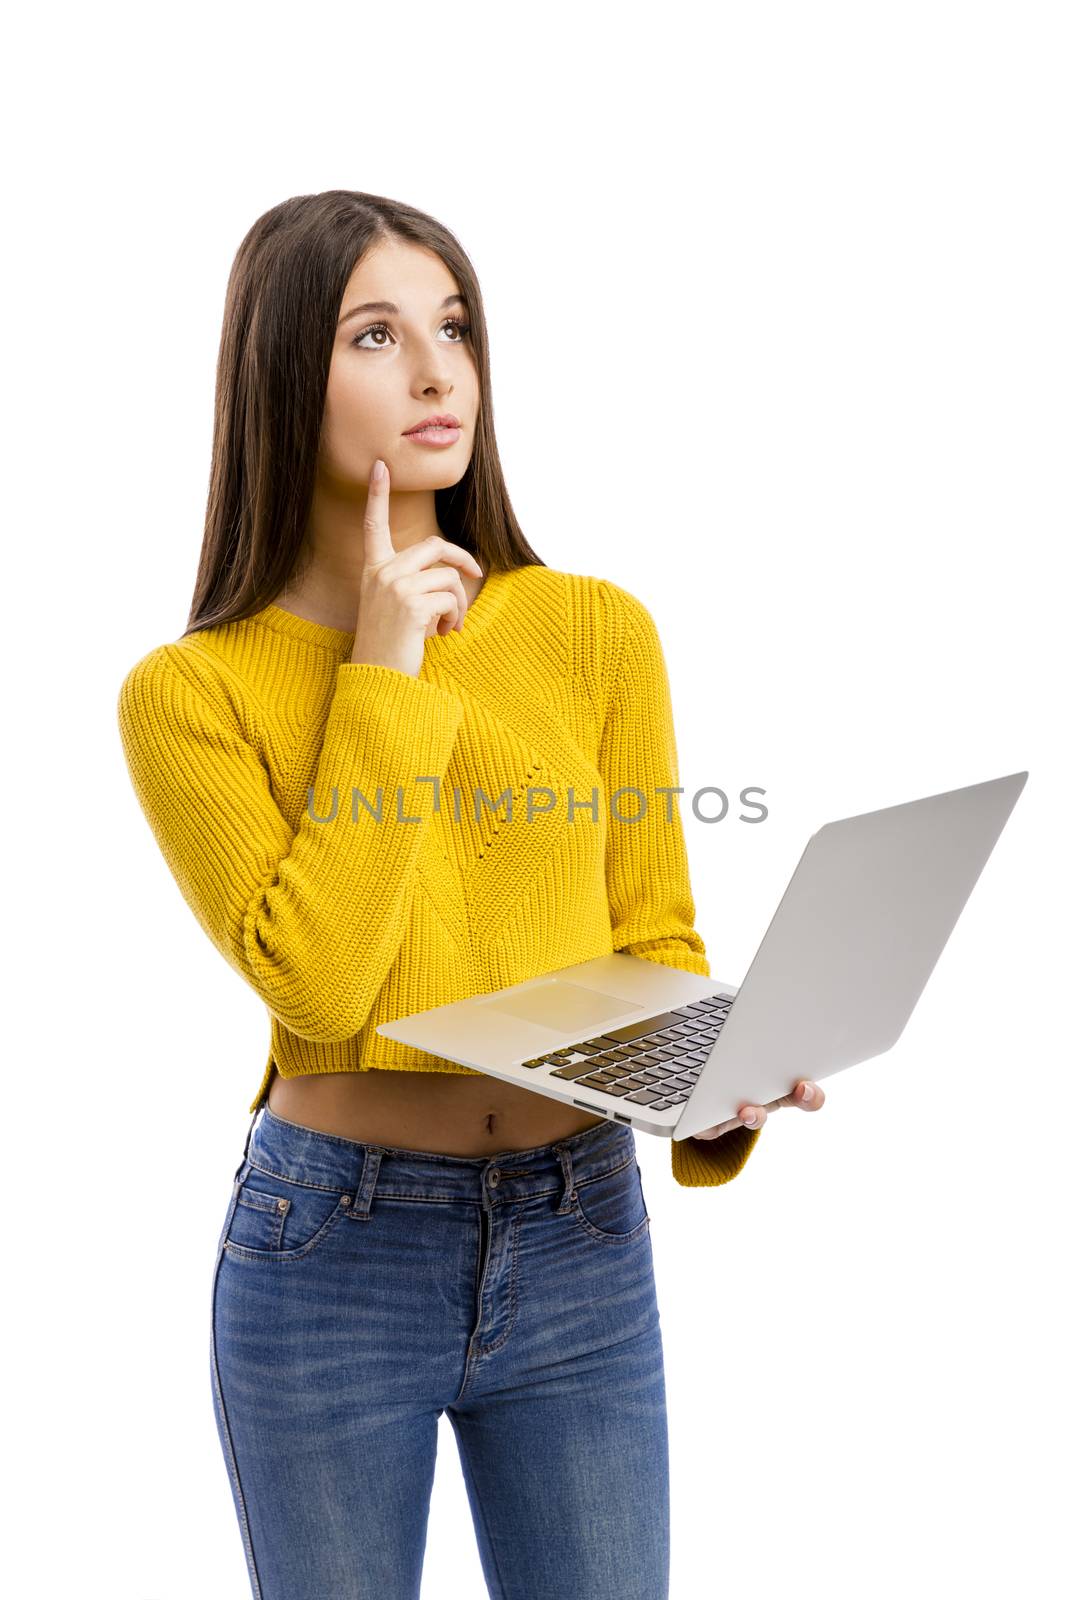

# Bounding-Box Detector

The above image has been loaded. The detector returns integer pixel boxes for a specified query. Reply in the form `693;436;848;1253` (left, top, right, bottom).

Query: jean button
488;1169;501;1188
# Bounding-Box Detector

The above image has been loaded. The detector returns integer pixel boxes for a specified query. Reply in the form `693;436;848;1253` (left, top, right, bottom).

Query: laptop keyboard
518;994;736;1111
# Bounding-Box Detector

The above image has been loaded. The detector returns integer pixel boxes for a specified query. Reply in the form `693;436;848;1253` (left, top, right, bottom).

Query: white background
5;2;1064;1596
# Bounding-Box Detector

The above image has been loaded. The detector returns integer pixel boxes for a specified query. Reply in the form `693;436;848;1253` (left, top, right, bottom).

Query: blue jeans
210;1104;670;1599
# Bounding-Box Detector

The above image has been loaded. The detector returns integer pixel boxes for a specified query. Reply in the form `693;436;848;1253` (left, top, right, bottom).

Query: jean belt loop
233;1107;262;1183
349;1146;383;1220
552;1142;579;1215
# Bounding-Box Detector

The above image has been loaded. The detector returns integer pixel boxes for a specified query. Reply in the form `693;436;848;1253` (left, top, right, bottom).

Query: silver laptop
376;771;1028;1144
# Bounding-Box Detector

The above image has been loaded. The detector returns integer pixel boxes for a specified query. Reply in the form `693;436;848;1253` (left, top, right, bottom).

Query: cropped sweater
116;562;761;1189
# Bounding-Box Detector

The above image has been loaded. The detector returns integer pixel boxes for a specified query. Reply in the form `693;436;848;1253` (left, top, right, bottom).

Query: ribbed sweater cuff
671;1124;762;1187
326;663;465;779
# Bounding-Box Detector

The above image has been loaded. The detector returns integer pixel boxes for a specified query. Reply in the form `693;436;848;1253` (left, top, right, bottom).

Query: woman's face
319;236;480;494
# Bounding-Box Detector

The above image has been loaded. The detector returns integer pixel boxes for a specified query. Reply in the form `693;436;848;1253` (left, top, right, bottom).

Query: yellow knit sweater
116;563;760;1189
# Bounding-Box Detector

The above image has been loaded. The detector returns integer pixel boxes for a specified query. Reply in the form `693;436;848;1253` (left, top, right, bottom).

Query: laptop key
549;1063;591;1080
601;1010;696;1045
624;1088;668;1105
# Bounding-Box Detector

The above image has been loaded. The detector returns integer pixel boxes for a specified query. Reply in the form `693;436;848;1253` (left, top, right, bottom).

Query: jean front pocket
224;1161;353;1261
572;1154;651;1244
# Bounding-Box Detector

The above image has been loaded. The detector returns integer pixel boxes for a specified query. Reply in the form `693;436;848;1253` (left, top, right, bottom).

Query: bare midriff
266;1066;606;1158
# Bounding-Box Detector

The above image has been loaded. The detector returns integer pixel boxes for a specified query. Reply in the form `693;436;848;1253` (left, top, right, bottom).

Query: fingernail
801;1082;814;1102
372;458;385;481
742;1114;759;1128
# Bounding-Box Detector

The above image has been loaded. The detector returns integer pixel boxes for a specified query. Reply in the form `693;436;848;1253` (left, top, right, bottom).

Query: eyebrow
338;293;467;327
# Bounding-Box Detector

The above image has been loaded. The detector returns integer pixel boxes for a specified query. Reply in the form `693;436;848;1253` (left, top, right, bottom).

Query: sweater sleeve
116;643;465;1045
596;581;762;1190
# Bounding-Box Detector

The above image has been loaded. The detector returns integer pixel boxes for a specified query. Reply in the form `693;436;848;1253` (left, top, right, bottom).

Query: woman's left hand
691;1078;826;1139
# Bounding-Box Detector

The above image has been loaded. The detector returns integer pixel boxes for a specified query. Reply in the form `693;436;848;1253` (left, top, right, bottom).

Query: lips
403;413;460;435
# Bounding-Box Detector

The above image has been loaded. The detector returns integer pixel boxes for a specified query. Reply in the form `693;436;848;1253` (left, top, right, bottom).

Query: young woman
117;191;825;1600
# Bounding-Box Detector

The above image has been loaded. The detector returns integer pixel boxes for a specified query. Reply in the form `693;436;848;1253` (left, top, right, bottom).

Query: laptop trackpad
480;981;641;1032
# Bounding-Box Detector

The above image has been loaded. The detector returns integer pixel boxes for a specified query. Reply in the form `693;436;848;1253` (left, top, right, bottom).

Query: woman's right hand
350;458;484;678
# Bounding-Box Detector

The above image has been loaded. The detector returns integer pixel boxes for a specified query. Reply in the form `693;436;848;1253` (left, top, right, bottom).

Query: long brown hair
181;190;544;638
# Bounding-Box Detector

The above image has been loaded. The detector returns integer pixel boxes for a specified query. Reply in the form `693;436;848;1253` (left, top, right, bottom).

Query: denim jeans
210;1104;670;1599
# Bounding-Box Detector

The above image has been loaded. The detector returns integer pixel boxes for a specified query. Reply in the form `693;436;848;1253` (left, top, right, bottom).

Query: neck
281;473;452;630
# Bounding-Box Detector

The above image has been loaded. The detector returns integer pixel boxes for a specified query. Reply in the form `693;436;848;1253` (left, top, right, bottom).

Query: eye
352;316;471;350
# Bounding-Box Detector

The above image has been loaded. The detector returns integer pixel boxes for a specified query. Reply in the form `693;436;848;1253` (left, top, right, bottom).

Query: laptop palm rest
479;981;642;1032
